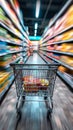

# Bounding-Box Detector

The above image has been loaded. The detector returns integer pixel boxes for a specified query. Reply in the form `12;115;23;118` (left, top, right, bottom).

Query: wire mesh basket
10;64;60;98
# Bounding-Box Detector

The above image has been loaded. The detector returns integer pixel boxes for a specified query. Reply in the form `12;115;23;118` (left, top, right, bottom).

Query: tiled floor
26;53;46;64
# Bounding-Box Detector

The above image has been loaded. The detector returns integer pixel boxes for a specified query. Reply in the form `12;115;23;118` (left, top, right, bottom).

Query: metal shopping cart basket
10;63;60;118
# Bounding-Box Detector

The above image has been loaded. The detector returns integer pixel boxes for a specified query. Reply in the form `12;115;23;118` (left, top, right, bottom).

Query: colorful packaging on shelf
60;56;73;67
0;80;9;93
54;5;73;34
0;72;13;93
0;41;9;53
54;29;73;42
54;35;63;42
0;54;12;67
61;43;73;52
47;45;55;50
58;66;73;75
64;5;73;27
54;44;62;51
62;30;73;40
47;39;55;45
52;53;61;60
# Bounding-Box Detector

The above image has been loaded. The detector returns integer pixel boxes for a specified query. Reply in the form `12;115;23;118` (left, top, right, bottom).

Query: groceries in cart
22;76;49;92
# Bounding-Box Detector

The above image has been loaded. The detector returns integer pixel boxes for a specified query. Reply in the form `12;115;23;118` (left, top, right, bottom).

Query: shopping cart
10;63;60;118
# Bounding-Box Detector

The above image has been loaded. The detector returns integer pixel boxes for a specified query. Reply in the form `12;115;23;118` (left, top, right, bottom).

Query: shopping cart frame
10;63;60;118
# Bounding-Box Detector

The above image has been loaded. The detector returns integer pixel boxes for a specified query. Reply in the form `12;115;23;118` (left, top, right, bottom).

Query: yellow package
61;43;73;52
62;30;73;40
0;81;9;93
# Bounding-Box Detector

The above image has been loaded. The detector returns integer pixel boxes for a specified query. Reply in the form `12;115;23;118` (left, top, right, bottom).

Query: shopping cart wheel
22;96;25;106
16;110;22;120
22;96;25;100
44;96;48;100
47;109;52;119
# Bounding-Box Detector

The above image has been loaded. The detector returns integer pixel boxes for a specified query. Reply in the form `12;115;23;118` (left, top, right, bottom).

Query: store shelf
0;58;21;70
39;51;73;70
42;0;72;39
0;39;23;47
0;5;28;40
39;52;73;89
0;76;14;102
4;58;21;69
51;39;73;45
0;50;28;56
9;0;29;37
57;71;73;89
42;53;73;70
0;22;23;40
38;52;48;64
0;65;10;70
41;39;73;46
43;26;73;43
0;50;23;57
39;49;73;56
38;51;56;64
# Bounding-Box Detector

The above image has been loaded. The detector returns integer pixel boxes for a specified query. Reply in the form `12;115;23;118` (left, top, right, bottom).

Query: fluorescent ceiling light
35;23;38;30
34;33;36;36
35;29;37;34
34;30;37;36
35;0;40;18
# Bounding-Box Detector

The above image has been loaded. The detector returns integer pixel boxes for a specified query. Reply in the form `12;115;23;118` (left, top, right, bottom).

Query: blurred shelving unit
0;0;30;101
39;0;73;89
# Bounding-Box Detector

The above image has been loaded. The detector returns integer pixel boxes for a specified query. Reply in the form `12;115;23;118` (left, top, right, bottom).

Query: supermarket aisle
0;53;73;130
26;52;46;64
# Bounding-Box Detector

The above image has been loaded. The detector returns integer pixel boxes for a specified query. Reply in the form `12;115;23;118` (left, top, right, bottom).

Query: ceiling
18;0;67;36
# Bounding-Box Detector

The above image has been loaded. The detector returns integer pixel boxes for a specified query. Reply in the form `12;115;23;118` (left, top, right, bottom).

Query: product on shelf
54;29;73;42
52;53;61;60
0;0;22;30
43;27;54;41
58;66;73;75
0;0;29;100
44;5;73;39
0;54;12;67
54;44;62;51
0;27;23;44
54;5;73;34
54;18;65;35
47;39;55;44
0;41;8;54
61;30;73;40
47;45;55;50
0;7;23;38
60;56;73;67
54;43;73;53
0;27;7;39
47;52;53;56
0;7;13;26
45;56;54;63
54;35;63;42
60;43;73;52
64;5;73;28
0;72;11;93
